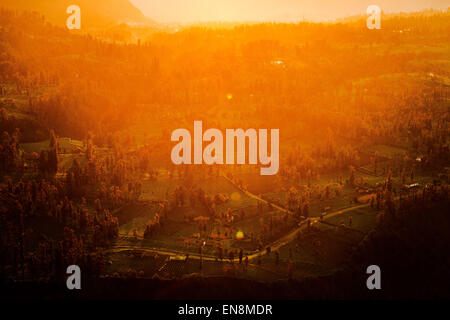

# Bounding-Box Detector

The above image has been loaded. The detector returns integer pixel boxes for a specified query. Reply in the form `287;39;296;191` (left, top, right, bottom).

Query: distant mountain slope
129;0;449;22
0;0;155;28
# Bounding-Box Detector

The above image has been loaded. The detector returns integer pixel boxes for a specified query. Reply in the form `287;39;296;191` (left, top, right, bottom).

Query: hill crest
0;0;156;28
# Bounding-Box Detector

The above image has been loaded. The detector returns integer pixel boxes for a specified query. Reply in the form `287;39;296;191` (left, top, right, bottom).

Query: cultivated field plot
105;168;388;281
115;175;261;254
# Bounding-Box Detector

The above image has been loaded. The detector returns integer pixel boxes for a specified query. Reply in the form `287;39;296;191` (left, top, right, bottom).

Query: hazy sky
130;0;448;23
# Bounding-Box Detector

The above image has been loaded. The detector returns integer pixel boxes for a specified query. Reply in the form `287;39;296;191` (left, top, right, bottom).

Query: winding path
108;174;372;263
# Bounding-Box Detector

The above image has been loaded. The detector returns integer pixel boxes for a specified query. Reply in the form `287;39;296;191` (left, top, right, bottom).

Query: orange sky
130;0;448;23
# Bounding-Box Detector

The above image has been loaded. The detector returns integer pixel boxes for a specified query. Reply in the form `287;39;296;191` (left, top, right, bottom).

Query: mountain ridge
0;0;156;28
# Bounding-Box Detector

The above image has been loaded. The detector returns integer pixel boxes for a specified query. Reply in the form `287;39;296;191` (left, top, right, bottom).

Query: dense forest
0;7;449;299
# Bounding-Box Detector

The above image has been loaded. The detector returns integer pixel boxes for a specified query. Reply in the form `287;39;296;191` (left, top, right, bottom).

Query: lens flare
230;192;241;201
